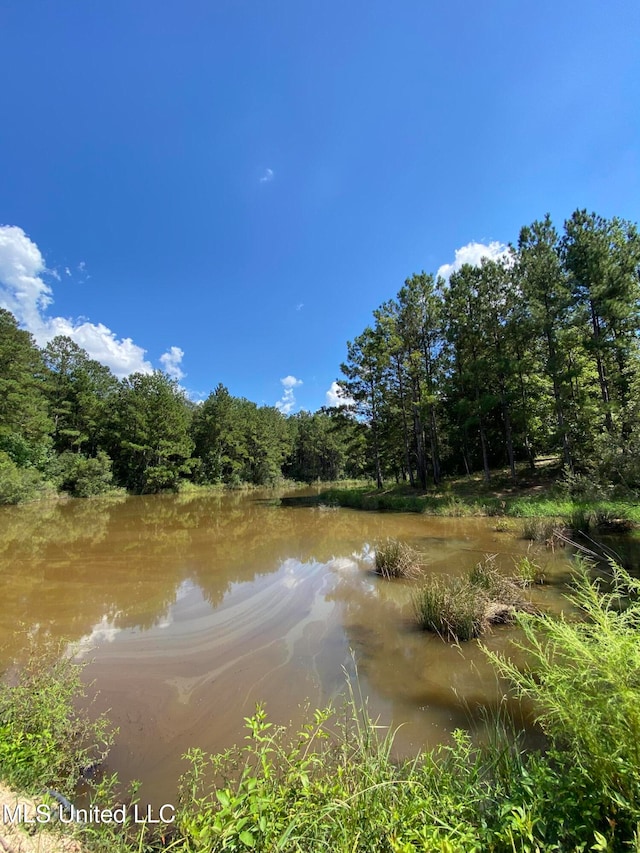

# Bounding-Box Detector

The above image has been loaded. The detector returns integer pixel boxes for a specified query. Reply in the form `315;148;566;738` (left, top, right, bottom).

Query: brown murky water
0;489;577;806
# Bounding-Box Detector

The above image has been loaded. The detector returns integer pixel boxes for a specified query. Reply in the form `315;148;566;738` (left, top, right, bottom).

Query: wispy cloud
259;167;274;183
275;375;302;414
160;346;185;381
325;381;354;409
296;302;304;311
437;241;510;282
0;224;182;379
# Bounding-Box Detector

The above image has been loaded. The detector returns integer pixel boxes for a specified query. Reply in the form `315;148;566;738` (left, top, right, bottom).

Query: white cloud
260;167;274;183
325;381;354;408
73;613;122;658
436;241;510;282
160;345;185;381
0;224;172;378
0;224;54;330
275;375;302;414
296;302;304;311
45;316;153;376
65;266;71;276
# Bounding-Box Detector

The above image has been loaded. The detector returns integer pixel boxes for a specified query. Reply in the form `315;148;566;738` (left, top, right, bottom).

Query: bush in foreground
489;558;640;840
0;640;114;796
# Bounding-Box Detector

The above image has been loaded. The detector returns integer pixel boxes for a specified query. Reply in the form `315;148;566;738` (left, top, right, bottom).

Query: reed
374;538;422;579
413;577;486;641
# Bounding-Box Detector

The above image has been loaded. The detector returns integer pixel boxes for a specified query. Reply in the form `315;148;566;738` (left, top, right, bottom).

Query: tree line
338;209;640;491
0;316;365;502
1;207;639;503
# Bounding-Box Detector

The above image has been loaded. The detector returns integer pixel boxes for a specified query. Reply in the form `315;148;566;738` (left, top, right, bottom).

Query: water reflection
0;490;577;805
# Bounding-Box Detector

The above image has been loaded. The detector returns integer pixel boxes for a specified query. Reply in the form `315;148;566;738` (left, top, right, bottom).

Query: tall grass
314;487;640;527
414;556;534;642
520;516;564;543
413;576;486;641
488;558;640;837
374;538;422;579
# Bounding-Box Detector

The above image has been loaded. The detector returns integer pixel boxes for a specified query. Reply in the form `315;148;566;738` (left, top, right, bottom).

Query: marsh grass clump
469;555;534;607
521;516;563;544
415;557;536;641
374;538;422;579
413;577;487;641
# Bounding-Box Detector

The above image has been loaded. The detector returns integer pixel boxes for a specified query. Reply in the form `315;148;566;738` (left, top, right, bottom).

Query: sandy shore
0;784;82;853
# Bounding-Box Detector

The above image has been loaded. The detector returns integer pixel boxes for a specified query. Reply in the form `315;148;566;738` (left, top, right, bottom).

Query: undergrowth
0;638;114;796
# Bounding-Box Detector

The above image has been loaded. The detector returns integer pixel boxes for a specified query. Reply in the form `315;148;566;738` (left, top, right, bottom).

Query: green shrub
488;558;640;839
0;639;114;795
56;450;114;497
0;451;52;504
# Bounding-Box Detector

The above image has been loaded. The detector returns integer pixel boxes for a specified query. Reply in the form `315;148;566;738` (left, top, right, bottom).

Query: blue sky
1;0;639;412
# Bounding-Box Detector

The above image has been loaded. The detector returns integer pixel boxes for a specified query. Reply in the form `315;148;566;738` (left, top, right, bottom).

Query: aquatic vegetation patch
374;538;422;579
414;555;536;641
514;554;546;586
520;516;564;544
413;576;486;641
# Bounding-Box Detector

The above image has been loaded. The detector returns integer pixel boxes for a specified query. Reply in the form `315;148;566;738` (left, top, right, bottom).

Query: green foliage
514;555;546;586
0;309;52;467
336;209;640;489
192;385;293;487
109;371;194;493
54;449;114;497
489;559;640;841
43;335;119;457
0;639;114;795
0;450;53;504
286;410;350;482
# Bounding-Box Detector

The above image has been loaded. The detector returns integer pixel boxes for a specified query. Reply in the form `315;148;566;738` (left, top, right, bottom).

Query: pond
0;489;578;806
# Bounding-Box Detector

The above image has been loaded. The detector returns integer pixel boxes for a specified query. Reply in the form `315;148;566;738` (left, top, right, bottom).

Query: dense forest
1;208;639;503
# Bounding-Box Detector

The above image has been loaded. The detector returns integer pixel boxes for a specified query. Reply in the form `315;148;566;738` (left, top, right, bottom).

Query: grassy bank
306;473;640;528
2;561;640;851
